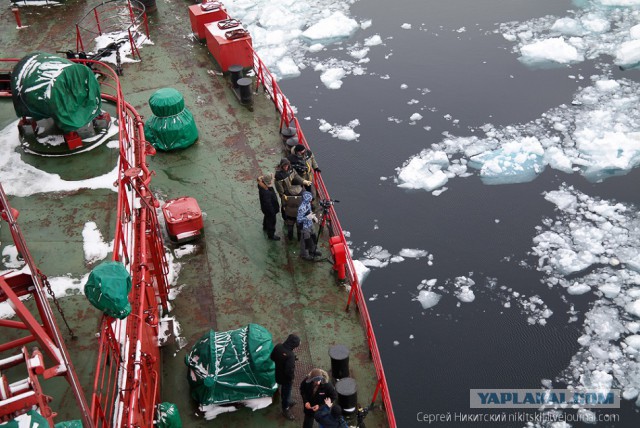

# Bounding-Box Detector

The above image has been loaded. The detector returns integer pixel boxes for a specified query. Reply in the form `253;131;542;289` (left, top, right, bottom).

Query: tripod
314;198;339;246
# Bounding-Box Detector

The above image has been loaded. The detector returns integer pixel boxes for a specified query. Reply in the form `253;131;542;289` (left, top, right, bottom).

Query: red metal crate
204;20;253;72
161;197;204;243
188;3;228;41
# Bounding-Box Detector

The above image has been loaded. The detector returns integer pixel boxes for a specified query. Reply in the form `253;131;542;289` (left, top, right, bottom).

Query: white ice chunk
519;37;584;64
416;290;441;309
302;11;359;41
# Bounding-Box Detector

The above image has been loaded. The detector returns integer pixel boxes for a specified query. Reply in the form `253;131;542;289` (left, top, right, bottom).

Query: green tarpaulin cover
157;402;182;428
185;324;277;405
11;52;102;133
0;410;49;427
144;88;198;151
84;261;132;319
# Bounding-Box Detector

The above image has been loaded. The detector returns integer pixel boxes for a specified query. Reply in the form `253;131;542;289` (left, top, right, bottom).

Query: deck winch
11;53;106;153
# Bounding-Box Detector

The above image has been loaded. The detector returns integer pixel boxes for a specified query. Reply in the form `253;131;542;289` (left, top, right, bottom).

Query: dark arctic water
279;1;640;427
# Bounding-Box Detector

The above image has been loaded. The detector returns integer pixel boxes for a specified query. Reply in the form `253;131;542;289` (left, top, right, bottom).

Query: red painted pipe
12;8;22;28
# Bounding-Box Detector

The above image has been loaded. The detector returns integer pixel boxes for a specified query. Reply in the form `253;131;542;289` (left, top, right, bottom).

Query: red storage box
162;197;204;243
204;19;253;71
188;3;228;40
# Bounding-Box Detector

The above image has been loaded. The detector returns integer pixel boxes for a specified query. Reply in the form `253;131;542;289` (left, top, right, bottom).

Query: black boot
282;409;295;420
287;224;294;241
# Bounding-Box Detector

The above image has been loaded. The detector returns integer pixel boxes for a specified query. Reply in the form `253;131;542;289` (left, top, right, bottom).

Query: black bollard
280;125;297;144
229;65;243;88
336;377;357;415
329;344;350;380
237;77;253;105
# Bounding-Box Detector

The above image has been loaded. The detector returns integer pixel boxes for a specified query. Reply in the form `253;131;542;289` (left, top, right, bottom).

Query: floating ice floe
396;76;640;192
302;11;359;41
317;118;361;141
416;290;442;309
223;0;365;79
532;185;640;405
499;0;640;69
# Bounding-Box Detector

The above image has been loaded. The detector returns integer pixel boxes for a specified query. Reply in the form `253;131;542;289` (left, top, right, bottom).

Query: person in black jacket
314;398;348;428
258;174;280;241
300;368;337;428
270;334;300;420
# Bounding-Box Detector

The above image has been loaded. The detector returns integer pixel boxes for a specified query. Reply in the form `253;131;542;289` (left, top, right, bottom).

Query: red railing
75;0;149;60
33;58;172;427
251;48;397;428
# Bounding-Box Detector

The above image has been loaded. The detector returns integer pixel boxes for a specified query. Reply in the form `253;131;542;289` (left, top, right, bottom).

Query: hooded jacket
274;167;305;198
300;369;337;416
287;148;319;182
296;191;314;231
257;177;279;216
270;334;300;384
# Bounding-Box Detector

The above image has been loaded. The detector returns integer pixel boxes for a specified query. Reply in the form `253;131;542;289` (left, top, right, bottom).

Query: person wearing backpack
314;397;348;428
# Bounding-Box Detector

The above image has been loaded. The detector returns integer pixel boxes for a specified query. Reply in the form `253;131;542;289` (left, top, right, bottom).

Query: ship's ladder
0;184;93;427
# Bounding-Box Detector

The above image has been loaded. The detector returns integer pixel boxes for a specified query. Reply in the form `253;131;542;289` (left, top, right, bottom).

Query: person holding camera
288;144;320;199
270;334;301;421
296;191;322;260
300;368;337;428
275;158;312;241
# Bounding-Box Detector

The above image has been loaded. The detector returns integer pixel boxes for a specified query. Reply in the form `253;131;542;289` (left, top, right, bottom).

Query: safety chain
39;271;76;339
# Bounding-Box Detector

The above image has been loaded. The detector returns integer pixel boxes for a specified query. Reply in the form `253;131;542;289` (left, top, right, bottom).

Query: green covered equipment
144;88;199;151
185;324;277;406
157;402;182;428
84;261;132;319
11;53;102;133
1;410;50;427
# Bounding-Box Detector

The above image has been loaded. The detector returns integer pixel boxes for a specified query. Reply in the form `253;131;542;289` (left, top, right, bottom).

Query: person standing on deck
274;158;311;240
270;334;301;421
258;174;280;241
288;144;320;200
300;368;337;428
297;191;322;260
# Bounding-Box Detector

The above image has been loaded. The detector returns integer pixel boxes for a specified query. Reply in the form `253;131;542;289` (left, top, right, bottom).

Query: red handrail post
11;7;22;28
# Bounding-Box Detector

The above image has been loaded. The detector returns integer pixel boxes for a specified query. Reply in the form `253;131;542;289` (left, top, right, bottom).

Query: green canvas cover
185;324;277;405
157;402;182;428
11;53;102;132
54;421;83;428
149;88;185;116
0;410;49;427
84;261;132;319
144;88;198;151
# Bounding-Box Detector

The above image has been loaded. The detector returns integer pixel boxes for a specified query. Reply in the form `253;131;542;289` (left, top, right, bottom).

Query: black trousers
263;213;277;238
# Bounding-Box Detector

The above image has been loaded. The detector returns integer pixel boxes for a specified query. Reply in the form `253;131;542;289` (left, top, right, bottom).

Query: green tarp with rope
185;324;277;405
0;410;49;427
84;261;132;319
10;52;102;132
144;88;198;151
157;402;182;428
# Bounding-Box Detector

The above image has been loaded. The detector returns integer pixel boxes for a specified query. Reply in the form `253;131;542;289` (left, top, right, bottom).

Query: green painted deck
0;1;389;427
